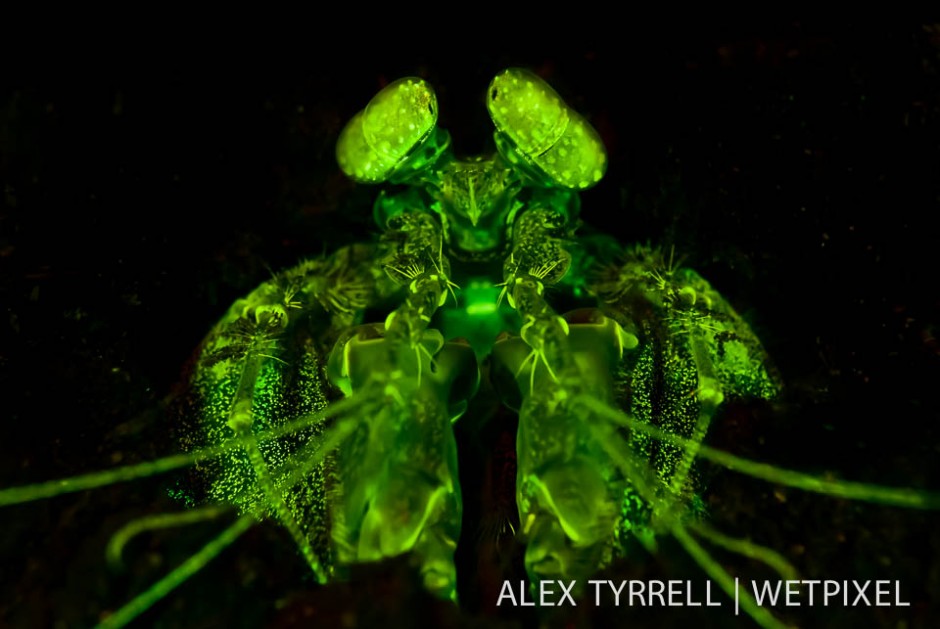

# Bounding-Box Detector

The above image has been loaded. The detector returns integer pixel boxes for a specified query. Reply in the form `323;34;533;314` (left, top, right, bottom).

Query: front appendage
493;312;636;584
495;243;780;592
327;324;478;600
314;211;474;600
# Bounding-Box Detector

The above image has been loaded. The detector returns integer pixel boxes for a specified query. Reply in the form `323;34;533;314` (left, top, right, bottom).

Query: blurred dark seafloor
1;25;939;628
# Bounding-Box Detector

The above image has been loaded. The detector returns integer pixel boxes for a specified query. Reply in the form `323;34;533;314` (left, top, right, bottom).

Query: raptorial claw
326;322;480;601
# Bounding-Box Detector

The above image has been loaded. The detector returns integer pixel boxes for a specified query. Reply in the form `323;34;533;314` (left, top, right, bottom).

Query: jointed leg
325;212;476;600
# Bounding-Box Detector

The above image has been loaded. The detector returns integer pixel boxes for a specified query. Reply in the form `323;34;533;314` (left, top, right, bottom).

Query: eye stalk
487;68;607;190
336;77;451;184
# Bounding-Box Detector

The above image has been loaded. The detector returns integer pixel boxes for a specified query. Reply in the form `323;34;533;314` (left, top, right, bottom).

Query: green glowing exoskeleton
3;68;939;629
323;68;781;601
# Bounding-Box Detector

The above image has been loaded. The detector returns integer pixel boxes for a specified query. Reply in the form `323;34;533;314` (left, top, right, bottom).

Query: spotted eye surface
487;68;607;190
336;77;438;183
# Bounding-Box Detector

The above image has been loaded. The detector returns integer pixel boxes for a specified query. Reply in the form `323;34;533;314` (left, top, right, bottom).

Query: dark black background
1;24;939;628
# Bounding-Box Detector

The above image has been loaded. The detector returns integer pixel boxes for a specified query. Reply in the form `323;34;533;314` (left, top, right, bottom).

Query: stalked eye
487;68;607;190
337;77;439;184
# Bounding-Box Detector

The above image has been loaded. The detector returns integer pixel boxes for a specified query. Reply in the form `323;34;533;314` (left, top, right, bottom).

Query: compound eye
487;68;606;190
337;77;439;183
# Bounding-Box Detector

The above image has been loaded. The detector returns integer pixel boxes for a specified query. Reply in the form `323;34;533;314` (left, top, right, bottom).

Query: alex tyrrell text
496;580;722;607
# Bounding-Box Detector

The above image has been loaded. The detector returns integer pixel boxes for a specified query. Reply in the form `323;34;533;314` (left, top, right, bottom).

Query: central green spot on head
438;281;521;359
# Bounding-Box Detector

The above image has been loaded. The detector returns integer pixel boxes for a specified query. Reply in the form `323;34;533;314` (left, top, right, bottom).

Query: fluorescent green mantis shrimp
2;67;938;629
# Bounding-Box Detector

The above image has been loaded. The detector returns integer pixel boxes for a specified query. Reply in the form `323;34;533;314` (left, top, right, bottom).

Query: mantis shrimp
2;65;938;629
